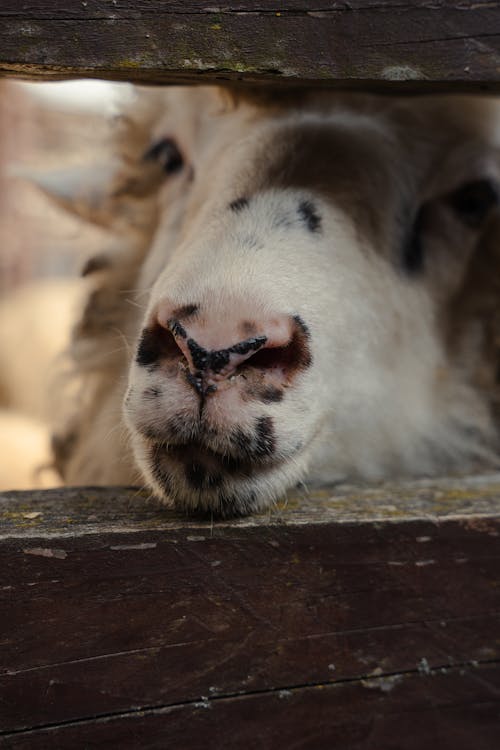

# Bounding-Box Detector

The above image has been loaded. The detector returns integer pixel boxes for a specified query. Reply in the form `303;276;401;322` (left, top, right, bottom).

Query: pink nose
136;301;312;397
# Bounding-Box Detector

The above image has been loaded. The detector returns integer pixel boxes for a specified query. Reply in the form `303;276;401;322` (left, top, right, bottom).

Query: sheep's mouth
147;440;288;518
150;438;280;486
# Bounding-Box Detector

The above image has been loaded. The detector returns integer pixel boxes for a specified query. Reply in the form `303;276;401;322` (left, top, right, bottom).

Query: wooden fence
0;2;500;91
0;3;499;748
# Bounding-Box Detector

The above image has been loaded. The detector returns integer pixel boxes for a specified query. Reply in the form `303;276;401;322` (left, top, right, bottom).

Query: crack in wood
1;658;498;738
3;611;499;682
2;611;499;679
2;639;220;677
365;31;500;46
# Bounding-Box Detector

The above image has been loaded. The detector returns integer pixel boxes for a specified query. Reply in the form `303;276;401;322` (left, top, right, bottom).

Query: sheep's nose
135;301;311;397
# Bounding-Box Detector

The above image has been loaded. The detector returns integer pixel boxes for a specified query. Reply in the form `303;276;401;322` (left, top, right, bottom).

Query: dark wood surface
1;476;499;748
1;1;500;90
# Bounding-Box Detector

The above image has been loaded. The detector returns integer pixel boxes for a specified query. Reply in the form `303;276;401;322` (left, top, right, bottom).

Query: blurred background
0;78;130;290
0;78;130;489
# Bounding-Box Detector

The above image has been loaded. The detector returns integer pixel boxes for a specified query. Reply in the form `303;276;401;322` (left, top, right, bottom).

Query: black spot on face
229;197;249;212
185;370;204;396
229;336;267;357
187;339;209;371
232;428;250;456
259;385;284;403
298;200;322;233
206;473;223;489
168;318;187;339
173;489;257;519
241;321;257;336
208;337;267;374
143;137;184;174
228;423;275;465
292;315;310;338
208;349;230;372
217;490;258;519
172;304;199;320
184;335;268;376
185;461;206;489
245;383;284;404
254;416;275;458
185;461;223;490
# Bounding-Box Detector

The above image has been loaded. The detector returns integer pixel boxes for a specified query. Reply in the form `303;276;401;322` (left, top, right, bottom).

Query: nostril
243;345;290;372
239;316;312;381
135;323;183;368
136;307;312;391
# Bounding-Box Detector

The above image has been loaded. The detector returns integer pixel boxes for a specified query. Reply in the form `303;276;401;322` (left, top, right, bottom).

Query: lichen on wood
0;2;500;89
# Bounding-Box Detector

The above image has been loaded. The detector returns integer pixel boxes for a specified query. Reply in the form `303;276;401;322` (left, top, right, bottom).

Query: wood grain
0;2;499;90
1;477;499;747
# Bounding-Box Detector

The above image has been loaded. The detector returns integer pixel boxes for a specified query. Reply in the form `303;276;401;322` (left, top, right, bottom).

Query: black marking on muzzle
185;461;206;489
173;304;199;320
293;315;310;338
259;385;284;403
173;489;258;520
185;461;223;490
229;197;249;212
255;416;275;457
187;336;268;375
298;200;322;233
231;417;276;461
215;490;258;519
185;370;204;396
187;339;209;371
229;336;267;358
209;349;231;372
168;319;187;339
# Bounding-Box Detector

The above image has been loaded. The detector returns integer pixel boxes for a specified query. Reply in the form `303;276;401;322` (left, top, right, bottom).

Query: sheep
30;87;500;516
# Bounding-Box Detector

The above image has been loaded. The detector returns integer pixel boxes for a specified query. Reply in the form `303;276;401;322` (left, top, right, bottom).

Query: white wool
5;87;500;514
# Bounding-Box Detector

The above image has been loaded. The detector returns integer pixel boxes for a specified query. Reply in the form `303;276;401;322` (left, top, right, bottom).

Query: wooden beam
1;475;499;747
0;2;500;91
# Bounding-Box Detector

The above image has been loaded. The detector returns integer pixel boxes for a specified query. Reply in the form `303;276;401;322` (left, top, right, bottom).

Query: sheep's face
123;95;500;516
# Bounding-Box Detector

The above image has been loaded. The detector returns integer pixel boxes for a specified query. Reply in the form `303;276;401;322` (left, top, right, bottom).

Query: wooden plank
3;666;500;750
0;2;500;90
1;476;499;747
3;473;500;536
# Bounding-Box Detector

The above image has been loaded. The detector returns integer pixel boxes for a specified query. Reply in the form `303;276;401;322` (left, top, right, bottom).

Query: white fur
28;87;500;515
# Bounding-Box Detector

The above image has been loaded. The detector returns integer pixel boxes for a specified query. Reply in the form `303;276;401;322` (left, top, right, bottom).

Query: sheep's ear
9;161;120;226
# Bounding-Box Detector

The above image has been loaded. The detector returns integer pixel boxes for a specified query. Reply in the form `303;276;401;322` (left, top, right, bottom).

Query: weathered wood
1;476;499;748
0;2;500;90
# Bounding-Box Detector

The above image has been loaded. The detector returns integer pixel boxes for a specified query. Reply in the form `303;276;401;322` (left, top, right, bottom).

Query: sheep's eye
449;179;498;228
143;137;183;174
